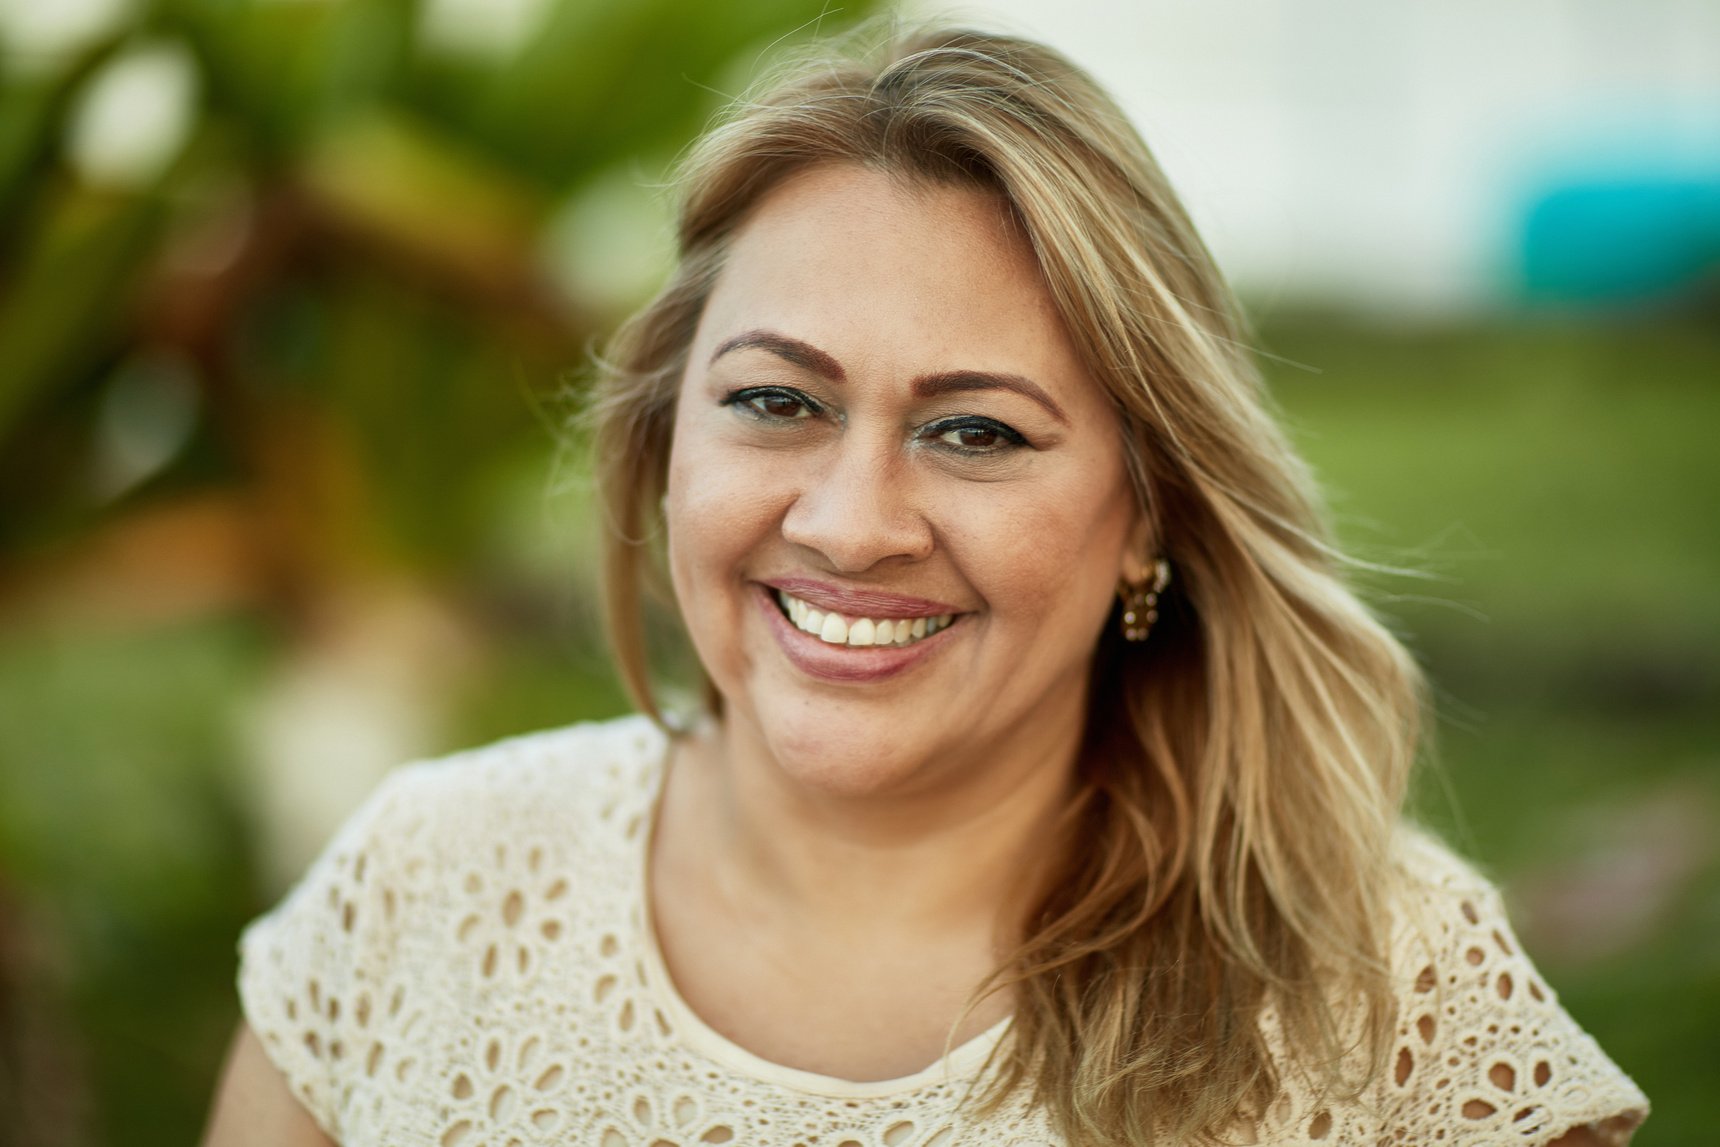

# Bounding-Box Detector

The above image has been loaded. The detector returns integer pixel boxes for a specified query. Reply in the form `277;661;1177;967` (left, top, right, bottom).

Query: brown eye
952;426;999;449
925;417;1025;454
736;388;816;420
758;394;806;418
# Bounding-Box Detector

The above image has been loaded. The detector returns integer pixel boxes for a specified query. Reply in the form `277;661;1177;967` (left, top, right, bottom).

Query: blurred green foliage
0;0;879;1142
1261;314;1720;1147
0;2;1713;1145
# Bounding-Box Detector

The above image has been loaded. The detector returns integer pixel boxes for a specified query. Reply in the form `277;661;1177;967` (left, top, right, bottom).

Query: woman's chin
749;714;947;802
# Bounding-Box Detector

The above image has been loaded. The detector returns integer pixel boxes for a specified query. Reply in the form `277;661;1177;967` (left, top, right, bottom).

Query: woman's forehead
691;164;1099;408
719;164;1031;292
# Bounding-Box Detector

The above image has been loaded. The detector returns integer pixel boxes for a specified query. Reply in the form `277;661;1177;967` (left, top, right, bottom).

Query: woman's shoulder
1363;824;1650;1146
375;710;662;811
1381;823;1571;1019
235;713;669;1139
373;711;667;810
1389;821;1503;894
243;712;669;947
239;711;670;959
269;712;671;930
1383;822;1513;954
314;712;669;872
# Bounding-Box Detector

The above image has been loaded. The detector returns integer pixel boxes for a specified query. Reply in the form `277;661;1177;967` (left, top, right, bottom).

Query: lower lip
754;585;956;684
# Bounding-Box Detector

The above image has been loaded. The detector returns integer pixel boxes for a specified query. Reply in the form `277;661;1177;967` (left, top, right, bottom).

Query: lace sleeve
1384;835;1650;1146
236;763;438;1140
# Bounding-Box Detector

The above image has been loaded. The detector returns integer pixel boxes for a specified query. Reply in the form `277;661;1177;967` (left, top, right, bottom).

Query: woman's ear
1117;511;1155;586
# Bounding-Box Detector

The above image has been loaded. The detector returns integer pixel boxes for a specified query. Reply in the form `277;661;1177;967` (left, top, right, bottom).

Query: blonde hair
590;22;1423;1146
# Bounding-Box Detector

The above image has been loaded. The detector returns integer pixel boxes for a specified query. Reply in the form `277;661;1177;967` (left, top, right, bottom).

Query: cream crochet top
238;716;1648;1146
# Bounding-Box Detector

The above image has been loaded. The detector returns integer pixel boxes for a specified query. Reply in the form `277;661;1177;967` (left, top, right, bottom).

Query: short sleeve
236;764;438;1140
1384;833;1650;1146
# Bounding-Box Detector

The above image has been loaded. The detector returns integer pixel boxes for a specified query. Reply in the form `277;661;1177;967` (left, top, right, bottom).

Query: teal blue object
1520;176;1720;301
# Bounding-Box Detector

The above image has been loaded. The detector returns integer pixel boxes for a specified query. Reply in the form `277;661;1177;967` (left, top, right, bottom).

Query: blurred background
0;0;1713;1143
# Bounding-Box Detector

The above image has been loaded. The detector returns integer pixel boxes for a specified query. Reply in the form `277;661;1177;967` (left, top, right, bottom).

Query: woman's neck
662;705;1084;939
646;704;1087;1080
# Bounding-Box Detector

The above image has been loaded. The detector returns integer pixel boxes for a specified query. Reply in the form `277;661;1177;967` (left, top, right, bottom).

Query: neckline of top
625;716;1013;1100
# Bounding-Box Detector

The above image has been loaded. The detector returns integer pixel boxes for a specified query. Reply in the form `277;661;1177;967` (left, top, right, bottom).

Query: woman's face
666;163;1141;798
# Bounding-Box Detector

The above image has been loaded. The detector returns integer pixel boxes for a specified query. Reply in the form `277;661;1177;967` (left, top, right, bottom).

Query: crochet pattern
238;717;1647;1146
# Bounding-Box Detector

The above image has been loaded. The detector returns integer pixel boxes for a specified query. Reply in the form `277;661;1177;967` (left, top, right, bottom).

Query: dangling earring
1118;558;1171;642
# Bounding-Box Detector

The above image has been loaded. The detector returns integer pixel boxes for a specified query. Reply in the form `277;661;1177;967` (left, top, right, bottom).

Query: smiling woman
664;164;1136;807
202;22;1649;1147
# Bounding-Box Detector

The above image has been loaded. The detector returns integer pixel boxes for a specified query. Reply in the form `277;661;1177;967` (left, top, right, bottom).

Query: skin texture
650;163;1146;1080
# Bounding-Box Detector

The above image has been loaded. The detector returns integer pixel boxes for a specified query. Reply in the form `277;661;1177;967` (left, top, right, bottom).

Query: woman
204;24;1648;1147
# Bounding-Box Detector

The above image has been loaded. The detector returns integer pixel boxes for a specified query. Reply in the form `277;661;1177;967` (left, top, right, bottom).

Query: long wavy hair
588;22;1423;1146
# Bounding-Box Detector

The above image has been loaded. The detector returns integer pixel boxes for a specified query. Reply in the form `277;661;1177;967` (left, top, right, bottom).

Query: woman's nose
779;439;934;573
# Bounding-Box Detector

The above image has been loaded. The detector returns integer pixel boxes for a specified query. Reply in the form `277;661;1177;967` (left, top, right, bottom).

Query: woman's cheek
666;434;790;622
944;471;1128;603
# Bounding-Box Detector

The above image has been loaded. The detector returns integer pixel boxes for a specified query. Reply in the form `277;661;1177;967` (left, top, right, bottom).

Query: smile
775;589;954;647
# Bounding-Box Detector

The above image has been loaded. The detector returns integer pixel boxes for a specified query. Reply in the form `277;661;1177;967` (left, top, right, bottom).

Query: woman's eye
755;393;809;419
925;418;1025;454
724;387;819;421
944;425;1001;449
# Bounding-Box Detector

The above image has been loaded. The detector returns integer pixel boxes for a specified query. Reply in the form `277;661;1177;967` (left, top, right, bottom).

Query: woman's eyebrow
710;328;1069;425
912;371;1069;426
710;330;846;381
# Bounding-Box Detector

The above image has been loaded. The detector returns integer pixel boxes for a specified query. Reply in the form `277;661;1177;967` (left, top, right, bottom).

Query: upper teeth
776;590;953;647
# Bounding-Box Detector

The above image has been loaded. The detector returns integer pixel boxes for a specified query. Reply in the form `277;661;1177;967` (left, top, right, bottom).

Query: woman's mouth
773;588;955;647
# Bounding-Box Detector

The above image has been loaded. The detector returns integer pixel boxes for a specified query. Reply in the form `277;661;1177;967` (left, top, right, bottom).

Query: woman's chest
333;995;1023;1146
650;907;1012;1085
330;895;1028;1146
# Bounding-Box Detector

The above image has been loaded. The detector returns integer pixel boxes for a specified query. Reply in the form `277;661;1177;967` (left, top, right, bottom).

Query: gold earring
1118;558;1171;642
